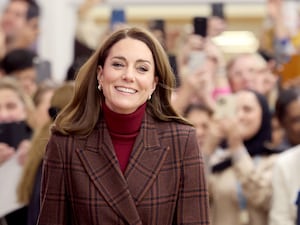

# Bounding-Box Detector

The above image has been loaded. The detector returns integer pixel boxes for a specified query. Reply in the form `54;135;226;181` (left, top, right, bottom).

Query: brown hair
53;27;190;136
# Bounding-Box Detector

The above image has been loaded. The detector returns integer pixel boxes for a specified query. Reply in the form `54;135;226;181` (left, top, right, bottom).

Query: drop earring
148;94;151;100
98;84;102;91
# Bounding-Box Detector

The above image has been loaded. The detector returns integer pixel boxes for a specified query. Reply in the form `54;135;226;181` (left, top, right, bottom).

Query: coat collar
75;112;169;224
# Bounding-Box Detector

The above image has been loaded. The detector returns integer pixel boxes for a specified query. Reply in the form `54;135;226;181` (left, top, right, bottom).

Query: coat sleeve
175;128;210;225
269;157;295;225
37;134;70;225
232;148;276;210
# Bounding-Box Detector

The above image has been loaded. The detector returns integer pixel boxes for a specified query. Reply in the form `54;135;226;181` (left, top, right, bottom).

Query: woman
0;77;34;225
184;103;213;148
18;82;74;225
0;76;34;165
37;27;210;225
203;90;280;225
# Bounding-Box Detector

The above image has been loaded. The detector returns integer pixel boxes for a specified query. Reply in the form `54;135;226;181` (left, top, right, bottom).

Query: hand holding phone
110;8;127;31
188;51;206;73
193;16;207;37
213;94;236;119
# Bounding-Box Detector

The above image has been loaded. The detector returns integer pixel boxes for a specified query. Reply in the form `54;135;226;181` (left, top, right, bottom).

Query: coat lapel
75;121;142;225
124;113;169;205
76;114;169;221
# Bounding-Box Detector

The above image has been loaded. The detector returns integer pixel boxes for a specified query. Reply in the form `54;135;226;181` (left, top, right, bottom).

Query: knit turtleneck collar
103;102;147;135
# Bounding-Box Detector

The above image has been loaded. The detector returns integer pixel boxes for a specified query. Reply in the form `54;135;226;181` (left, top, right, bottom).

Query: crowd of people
0;0;300;224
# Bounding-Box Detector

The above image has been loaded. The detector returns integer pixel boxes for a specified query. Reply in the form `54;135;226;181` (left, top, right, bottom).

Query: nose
0;108;12;123
122;67;135;82
236;108;244;122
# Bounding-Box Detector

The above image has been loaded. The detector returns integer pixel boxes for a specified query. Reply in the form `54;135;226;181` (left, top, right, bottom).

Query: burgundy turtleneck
103;102;146;173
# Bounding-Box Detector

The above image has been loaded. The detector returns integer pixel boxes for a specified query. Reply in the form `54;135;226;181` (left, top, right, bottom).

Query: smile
115;86;137;94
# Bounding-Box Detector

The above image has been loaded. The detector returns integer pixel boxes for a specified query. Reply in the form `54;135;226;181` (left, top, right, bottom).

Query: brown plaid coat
37;113;210;225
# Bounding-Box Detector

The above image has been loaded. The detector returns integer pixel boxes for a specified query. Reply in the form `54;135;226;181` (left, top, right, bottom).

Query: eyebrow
111;56;152;65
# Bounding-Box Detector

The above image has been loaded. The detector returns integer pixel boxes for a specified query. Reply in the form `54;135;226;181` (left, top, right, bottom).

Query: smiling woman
97;37;158;114
203;89;281;225
37;27;210;225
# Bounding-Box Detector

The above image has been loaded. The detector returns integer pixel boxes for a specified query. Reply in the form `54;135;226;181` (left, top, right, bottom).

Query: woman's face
228;55;259;92
14;68;38;97
0;88;26;123
235;91;262;140
186;109;211;147
98;37;158;114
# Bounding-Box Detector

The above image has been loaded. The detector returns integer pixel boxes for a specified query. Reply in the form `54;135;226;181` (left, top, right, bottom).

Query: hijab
244;90;272;156
212;90;278;173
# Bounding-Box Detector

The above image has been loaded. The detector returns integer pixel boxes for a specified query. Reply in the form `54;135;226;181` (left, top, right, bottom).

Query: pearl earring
148;94;151;100
98;84;102;91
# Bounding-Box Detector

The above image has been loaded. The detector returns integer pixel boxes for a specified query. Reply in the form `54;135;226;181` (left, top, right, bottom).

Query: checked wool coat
37;113;210;225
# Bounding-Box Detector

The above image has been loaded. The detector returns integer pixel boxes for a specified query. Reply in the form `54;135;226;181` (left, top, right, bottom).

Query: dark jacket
37;112;210;225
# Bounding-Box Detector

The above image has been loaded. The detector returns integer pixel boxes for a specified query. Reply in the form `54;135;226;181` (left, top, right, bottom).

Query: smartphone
148;19;165;34
214;94;236;119
193;16;207;37
188;51;206;73
35;60;52;83
211;3;224;19
0;121;32;149
110;8;126;31
147;19;166;48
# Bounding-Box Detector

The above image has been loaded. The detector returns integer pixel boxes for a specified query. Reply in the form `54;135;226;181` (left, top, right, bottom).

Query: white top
269;145;300;225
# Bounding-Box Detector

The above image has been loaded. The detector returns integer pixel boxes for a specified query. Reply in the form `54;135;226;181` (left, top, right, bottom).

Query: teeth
116;87;136;94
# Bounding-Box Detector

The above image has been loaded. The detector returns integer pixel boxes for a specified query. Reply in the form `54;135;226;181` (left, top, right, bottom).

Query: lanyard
295;191;300;225
236;156;261;224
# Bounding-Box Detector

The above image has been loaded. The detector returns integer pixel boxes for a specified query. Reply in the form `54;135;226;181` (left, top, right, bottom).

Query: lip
115;86;137;94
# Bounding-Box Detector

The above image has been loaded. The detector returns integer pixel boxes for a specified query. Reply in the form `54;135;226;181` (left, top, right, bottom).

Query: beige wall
78;3;267;59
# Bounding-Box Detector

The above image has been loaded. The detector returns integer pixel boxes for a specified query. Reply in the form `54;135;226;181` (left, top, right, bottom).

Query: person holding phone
202;89;281;225
207;3;227;38
37;27;210;225
173;28;230;115
173;8;230;115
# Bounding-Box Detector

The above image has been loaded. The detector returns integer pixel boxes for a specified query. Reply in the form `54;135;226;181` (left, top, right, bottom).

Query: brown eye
112;62;124;68
137;66;148;72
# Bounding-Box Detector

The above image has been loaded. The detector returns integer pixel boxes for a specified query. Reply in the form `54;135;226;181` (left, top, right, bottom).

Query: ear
151;76;159;94
97;66;103;84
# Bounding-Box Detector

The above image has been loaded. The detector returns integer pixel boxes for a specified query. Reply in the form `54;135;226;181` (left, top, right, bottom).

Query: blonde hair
0;76;35;126
17;81;75;204
226;52;268;74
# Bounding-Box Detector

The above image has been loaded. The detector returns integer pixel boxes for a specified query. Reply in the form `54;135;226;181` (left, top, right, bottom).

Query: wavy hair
53;27;190;136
